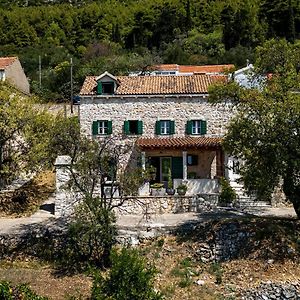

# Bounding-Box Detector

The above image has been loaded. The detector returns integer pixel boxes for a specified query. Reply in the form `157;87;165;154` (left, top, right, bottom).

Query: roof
80;74;225;96
0;57;18;70
136;136;222;150
152;64;234;74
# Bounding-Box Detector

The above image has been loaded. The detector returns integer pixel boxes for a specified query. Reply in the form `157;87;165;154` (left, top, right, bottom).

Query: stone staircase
230;181;271;208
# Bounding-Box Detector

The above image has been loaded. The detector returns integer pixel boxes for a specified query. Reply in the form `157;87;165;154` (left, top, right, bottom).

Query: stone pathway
0;196;297;236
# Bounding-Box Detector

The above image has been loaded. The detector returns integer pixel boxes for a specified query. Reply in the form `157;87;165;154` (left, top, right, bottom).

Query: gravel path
0;198;297;235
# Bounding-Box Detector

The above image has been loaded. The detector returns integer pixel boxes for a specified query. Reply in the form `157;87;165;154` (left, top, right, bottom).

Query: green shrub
67;197;117;269
219;177;237;204
91;248;163;300
0;281;48;300
209;262;223;284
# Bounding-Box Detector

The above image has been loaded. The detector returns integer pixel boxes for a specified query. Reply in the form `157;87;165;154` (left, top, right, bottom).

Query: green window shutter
170;120;175;135
97;82;102;95
201;120;207;135
137;120;143;135
155;121;161;135
107;120;112;135
186;120;192;135
124;120;129;134
172;157;183;179
92;121;98;135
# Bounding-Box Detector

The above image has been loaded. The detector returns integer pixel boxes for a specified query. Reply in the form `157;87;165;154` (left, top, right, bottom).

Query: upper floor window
124;120;143;135
186;120;207;135
92;120;112;135
155;120;175;135
97;82;114;95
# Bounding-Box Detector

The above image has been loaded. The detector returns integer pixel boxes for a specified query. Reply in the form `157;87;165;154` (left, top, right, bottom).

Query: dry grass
139;235;300;299
0;170;55;217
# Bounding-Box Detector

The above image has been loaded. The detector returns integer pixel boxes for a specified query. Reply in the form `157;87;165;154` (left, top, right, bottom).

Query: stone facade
80;95;234;138
54;155;219;216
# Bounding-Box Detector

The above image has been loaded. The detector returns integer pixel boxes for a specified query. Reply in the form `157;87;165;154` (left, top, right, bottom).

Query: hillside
0;0;299;101
0;217;299;299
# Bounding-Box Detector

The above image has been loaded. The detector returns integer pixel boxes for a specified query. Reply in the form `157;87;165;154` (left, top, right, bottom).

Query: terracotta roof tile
179;64;234;74
136;136;222;150
80;74;225;96
151;64;234;74
0;57;17;70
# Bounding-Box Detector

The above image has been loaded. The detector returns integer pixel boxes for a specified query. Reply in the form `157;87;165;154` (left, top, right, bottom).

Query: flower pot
151;188;165;196
177;188;187;196
166;188;175;195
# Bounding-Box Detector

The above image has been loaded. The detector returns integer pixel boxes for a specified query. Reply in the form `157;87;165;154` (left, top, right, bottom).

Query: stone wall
54;155;219;217
80;95;234;138
241;281;300;300
115;194;219;216
5;59;30;94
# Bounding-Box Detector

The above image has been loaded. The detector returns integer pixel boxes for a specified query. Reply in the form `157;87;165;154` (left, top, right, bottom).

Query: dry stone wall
80;95;234;138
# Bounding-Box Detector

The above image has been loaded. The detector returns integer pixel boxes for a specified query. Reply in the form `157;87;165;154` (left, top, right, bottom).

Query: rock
129;236;140;246
195;280;205;286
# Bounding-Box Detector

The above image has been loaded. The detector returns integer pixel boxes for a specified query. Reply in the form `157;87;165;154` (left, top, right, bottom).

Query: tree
209;39;300;218
0;84;55;188
51;120;151;267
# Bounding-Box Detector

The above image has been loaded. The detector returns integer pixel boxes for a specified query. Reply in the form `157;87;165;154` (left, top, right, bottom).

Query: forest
0;0;299;101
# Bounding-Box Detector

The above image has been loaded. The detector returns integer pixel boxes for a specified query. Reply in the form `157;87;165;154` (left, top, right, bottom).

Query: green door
160;157;171;182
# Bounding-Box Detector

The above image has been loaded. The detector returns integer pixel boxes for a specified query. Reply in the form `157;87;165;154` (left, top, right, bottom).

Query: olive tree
51;118;149;267
0;84;55;188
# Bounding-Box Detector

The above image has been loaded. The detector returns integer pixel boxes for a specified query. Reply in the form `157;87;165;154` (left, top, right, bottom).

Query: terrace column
182;151;187;181
141;151;146;170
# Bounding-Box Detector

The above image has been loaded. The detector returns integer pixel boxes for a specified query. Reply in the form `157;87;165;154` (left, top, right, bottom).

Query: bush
219;177;237;205
0;281;48;300
91;248;163;300
67;197;117;269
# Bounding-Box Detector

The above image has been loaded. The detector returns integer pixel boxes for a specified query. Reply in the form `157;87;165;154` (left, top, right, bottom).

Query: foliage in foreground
209;39;300;218
92;248;162;300
0;281;48;300
0;84;58;188
68;198;117;269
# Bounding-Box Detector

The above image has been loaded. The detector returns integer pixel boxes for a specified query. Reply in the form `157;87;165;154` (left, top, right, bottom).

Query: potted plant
150;182;165;196
166;168;175;195
177;183;188;196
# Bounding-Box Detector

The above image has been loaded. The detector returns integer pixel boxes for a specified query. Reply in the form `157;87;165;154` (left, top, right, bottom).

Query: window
92;120;112;135
187;155;198;166
155;120;175;135
124;120;143;135
102;82;114;94
160;120;170;135
97;82;114;95
192;120;201;134
186;120;207;135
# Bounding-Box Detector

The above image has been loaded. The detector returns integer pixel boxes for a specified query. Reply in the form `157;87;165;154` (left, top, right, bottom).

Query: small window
192;120;201;134
160;120;170;135
98;120;108;134
124;120;143;135
102;82;114;94
92;120;112;135
155;120;175;135
187;155;198;166
186;120;207;135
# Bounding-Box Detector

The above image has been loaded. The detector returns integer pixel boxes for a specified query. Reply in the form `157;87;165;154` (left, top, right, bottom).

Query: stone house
0;57;30;94
79;71;237;196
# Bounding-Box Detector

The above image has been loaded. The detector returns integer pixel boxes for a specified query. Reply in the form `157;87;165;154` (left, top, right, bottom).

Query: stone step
237;200;271;207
